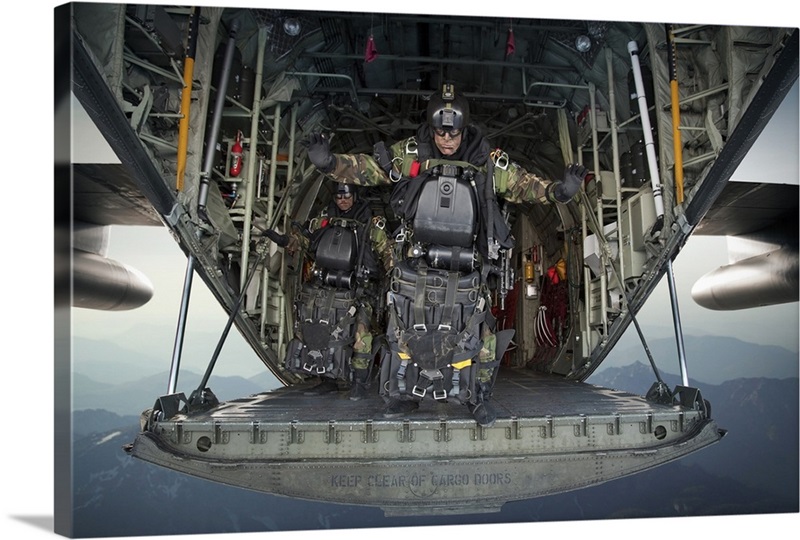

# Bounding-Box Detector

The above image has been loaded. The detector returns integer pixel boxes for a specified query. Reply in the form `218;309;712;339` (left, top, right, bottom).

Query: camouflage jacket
327;124;560;206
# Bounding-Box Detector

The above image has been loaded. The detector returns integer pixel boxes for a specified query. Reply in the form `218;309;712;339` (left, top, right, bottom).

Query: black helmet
427;83;469;132
335;182;356;199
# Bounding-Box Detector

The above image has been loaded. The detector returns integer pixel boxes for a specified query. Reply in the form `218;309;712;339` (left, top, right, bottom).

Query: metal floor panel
202;368;669;424
131;367;723;514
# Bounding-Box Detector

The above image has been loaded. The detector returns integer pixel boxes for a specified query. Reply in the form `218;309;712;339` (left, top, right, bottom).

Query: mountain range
71;333;798;415
594;333;798;384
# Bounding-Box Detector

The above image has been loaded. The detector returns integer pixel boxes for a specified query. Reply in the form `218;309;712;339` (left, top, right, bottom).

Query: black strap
485;157;497;258
414;264;427;328
373;140;393;174
442;271;458;328
322;287;337;323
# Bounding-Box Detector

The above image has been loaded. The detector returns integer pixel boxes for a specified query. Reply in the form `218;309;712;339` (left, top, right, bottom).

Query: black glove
552;164;590;203
302;133;336;173
264;228;289;248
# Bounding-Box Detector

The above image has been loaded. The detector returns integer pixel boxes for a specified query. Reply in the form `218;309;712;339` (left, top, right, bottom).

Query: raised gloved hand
552;164;591;203
264;228;289;248
302;133;336;173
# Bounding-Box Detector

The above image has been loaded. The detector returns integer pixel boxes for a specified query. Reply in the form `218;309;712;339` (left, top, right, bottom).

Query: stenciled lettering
367;474;426;488
473;472;513;485
431;473;469;487
330;474;361;488
328;471;513;490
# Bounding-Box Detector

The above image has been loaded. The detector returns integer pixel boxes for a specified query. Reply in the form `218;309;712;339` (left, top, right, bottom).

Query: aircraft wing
58;132;164;310
72;162;162;228
690;180;798;310
695;181;797;238
63;162;162;311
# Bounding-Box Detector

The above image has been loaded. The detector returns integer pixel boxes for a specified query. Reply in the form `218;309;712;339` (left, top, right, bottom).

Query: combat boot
467;382;497;427
382;398;419;418
349;368;370;401
303;377;339;396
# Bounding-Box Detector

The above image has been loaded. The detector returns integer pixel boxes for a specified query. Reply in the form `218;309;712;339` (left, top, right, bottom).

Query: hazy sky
2;2;797;540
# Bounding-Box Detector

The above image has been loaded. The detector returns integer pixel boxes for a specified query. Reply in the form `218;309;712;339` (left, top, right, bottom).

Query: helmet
335;183;356;199
427;83;470;131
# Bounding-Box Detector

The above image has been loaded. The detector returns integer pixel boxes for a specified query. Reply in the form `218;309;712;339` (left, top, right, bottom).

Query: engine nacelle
71;250;154;311
691;245;799;310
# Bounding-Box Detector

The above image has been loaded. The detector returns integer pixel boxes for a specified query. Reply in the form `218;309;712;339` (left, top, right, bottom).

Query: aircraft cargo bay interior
61;3;798;517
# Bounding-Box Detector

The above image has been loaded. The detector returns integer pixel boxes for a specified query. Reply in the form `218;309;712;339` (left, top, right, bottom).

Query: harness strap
414;264;428;329
302;289;316;321
331;305;357;340
456;307;486;349
490;148;510;194
431;375;446;400
322;287;337;323
418;158;474;174
452;349;478;363
442;271;458;328
326;337;356;348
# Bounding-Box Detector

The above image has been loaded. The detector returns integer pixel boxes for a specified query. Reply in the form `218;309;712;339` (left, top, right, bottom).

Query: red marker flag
364;34;378;63
505;28;515;58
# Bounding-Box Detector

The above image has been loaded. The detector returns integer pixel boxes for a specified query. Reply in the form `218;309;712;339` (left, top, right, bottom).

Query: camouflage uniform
327;138;558;205
325;124;559;382
288;200;393;371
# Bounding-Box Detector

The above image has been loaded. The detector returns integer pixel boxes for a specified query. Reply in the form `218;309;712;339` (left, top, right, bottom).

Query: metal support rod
275;104;298;353
198;20;240;216
580;202;592;349
240;27;268;290
628;41;665;225
667;25;686;204
122;51;184;84
586;83;609;337
176;7;200;191
259;102;282;335
607;47;626;283
193;244;269;401
167;255;194;394
260;248;269;341
267;103;282;229
167;19;239;394
285;72;359;102
580;188;665;387
666;258;690;386
522;80;586;108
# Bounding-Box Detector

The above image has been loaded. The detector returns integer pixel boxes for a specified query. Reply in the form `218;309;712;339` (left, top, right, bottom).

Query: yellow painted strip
176;56;194;191
451;359;472;370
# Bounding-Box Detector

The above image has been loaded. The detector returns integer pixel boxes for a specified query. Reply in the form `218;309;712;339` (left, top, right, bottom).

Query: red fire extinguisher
229;131;243;177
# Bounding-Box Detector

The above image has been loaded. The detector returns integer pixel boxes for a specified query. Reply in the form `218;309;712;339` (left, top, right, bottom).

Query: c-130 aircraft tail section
62;2;797;516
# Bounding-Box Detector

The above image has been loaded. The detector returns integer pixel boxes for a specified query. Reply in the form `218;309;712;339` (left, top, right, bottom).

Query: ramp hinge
540;415;554;439
435;420;451;442
574;414;588;437
639;413;654;434
289;420;304;445
398;420;415;443
325;420;341;444
362;420;378;443
472;424;489;441
607;413;621;436
250;422;268;444
214;422;230;444
506;417;521;440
